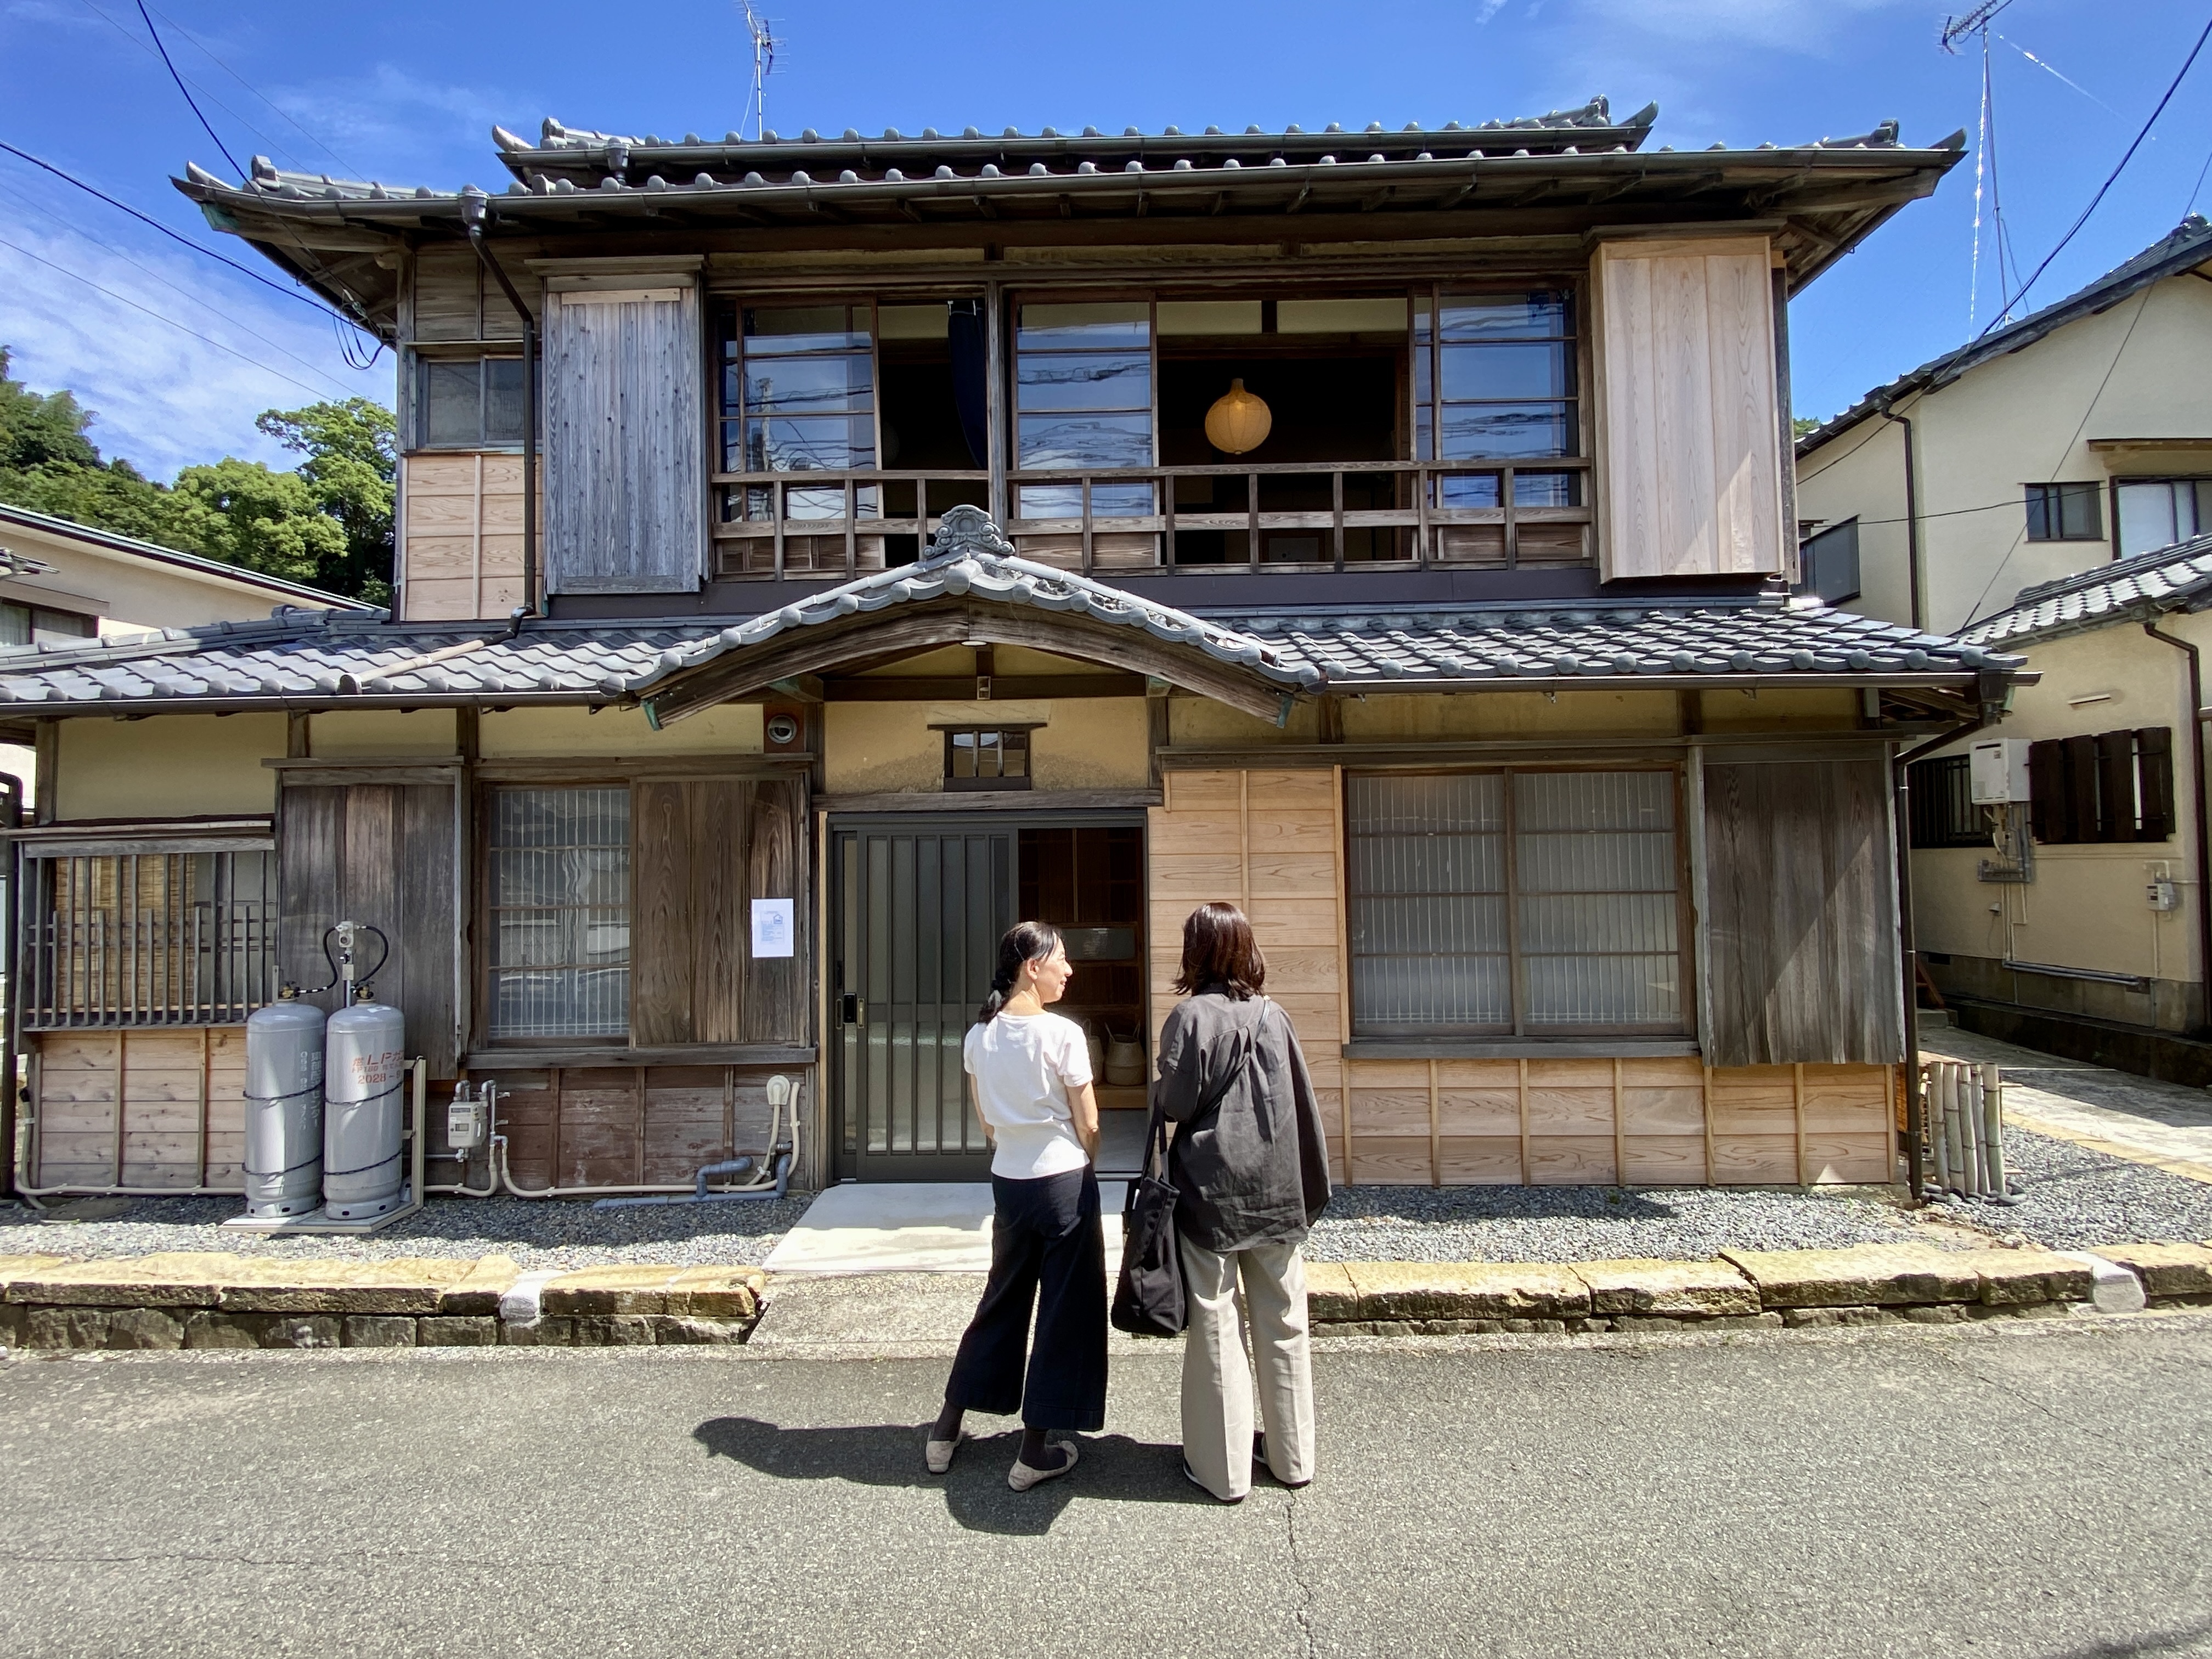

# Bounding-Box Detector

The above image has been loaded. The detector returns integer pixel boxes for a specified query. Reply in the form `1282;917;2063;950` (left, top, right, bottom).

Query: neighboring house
1900;535;2212;1065
3;99;2010;1203
1795;215;2212;636
0;501;368;802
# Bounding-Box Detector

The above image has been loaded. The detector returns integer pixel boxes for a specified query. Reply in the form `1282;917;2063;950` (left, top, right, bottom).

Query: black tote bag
1110;1000;1263;1338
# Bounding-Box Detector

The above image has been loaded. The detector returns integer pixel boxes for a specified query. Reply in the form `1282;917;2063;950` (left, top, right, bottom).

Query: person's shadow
692;1418;1218;1534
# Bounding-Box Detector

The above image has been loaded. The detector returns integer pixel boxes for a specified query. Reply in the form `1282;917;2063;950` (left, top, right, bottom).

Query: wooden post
1702;1064;1717;1186
195;1026;211;1188
634;1063;648;1186
1793;1061;1809;1189
1516;1056;1531;1186
1428;1057;1441;1188
1332;764;1352;1186
1612;1054;1626;1189
1237;770;1250;910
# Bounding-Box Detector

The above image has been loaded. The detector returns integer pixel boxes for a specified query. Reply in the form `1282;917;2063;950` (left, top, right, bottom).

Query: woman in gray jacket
1154;901;1333;1503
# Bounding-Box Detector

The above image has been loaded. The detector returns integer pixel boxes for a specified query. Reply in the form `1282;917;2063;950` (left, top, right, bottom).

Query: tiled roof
1963;532;2212;648
1799;216;2212;456
0;520;2020;715
0;503;370;610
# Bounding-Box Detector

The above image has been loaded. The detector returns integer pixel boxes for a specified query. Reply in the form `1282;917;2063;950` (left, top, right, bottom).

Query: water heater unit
1970;739;2032;805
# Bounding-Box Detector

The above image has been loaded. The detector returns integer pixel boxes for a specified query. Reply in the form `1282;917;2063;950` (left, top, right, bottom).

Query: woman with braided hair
926;920;1105;1491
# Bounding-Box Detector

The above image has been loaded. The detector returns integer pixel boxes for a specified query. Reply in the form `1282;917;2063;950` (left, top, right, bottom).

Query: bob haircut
1172;901;1266;998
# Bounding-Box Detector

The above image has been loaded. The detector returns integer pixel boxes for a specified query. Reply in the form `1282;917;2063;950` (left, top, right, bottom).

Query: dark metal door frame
828;809;1144;1183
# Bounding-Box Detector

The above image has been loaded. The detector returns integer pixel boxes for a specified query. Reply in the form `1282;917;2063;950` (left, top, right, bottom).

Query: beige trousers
1178;1235;1316;1500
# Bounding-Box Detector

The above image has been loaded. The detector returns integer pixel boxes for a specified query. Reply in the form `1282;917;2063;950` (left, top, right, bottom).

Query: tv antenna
1942;0;2024;328
738;2;781;141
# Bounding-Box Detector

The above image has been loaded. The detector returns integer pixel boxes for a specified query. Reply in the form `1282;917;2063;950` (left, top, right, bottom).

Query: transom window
1348;769;1683;1038
1414;290;1580;506
944;727;1032;791
417;356;526;449
487;787;630;1039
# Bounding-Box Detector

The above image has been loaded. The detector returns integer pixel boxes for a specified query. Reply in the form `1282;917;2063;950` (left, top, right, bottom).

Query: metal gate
831;822;1014;1181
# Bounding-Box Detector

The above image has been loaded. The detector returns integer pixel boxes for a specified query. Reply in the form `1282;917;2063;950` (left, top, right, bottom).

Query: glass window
1015;301;1153;518
944;727;1031;790
723;303;877;478
1348;769;1681;1039
487;787;630;1040
2024;482;2104;542
418;357;526;449
1416;290;1578;466
2116;478;2210;557
0;603;95;647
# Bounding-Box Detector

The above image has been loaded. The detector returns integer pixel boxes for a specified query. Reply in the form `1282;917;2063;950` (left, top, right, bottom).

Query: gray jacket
1156;987;1333;1253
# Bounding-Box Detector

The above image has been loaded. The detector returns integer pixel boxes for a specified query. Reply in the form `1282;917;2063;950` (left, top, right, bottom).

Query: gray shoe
1008;1438;1079;1492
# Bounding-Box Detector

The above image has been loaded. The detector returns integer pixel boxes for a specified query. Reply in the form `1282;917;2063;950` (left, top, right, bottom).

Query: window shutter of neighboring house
2028;738;2066;843
2094;731;2137;841
1698;757;1903;1066
277;780;460;1079
2062;735;2100;844
543;284;706;595
2135;727;2175;842
629;777;808;1046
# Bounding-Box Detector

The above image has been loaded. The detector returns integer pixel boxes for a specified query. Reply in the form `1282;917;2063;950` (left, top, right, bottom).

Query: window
1797;518;1861;605
1348;770;1683;1038
1907;755;1987;849
1014;301;1154;518
723;303;877;521
2116;477;2211;557
944;727;1031;791
0;602;95;647
2029;730;2174;845
1415;290;1579;506
2024;482;2104;543
16;846;274;1028
486;787;630;1039
417;356;526;449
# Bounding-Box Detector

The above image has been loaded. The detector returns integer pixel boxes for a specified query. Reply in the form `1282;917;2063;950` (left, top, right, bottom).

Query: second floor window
2024;481;2103;543
0;602;95;647
1015;302;1154;518
727;304;877;520
418;356;525;449
1415;290;1580;506
2116;477;2209;557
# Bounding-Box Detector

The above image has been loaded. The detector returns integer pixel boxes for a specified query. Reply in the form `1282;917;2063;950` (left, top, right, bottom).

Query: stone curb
0;1251;768;1354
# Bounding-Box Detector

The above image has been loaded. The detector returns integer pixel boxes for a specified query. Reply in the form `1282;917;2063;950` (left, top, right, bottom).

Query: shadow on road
692;1417;1213;1534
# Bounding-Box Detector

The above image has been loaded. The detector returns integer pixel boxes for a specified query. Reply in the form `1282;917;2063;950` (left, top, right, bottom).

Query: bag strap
1140;996;1268;1182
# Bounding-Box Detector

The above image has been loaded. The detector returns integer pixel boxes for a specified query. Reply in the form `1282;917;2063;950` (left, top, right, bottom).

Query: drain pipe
1879;403;1923;630
461;188;539;622
2145;620;2212;1034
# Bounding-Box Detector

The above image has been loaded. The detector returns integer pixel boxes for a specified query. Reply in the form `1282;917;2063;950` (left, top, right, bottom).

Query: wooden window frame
2023;481;2106;543
479;782;634;1046
942;725;1036;792
413;351;528;452
2028;729;2175;844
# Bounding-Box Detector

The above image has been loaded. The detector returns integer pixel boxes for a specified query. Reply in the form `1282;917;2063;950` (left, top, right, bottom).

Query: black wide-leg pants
944;1165;1108;1432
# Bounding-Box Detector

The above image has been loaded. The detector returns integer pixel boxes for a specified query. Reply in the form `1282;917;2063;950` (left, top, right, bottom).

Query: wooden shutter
543;284;705;595
630;776;808;1047
2062;735;2099;845
2028;738;2066;843
1699;757;1903;1066
2094;731;2137;841
2136;727;2176;843
1592;236;1786;581
277;781;459;1078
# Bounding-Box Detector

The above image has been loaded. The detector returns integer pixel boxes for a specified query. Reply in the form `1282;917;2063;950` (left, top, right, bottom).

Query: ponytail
978;920;1065;1023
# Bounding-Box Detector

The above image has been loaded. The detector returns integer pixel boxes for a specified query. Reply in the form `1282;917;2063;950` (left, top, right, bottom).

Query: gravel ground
1924;1127;2212;1252
0;1193;812;1271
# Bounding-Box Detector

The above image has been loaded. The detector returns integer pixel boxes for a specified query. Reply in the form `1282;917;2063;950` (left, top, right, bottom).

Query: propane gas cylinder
243;991;327;1218
322;988;407;1220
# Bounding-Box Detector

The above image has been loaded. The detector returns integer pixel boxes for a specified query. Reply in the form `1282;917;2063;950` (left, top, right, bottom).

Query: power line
77;0;316;175
144;3;358;179
0;232;340;400
133;0;241;180
0;138;366;326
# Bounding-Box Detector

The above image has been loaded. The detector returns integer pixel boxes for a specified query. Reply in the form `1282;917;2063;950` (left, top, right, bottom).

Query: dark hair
978;920;1065;1022
1172;901;1266;999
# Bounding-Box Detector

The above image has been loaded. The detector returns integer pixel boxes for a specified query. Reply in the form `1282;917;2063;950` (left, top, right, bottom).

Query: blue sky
1;0;2207;480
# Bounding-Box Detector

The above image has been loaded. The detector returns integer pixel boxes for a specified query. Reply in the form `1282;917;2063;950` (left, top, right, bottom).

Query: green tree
1792;415;1821;438
257;398;395;602
165;456;346;585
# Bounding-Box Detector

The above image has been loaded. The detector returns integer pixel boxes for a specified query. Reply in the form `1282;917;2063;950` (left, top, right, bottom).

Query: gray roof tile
1963;531;2212;648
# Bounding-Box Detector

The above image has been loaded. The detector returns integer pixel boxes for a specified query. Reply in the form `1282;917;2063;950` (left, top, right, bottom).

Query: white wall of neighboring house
1798;260;2212;637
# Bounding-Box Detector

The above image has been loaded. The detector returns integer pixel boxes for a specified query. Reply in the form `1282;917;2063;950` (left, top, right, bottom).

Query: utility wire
78;0;314;176
0;139;366;326
143;2;358;178
133;0;241;181
0;232;339;400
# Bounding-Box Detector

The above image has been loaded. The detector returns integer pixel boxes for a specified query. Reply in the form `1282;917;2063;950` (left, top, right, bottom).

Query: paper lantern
1204;379;1272;455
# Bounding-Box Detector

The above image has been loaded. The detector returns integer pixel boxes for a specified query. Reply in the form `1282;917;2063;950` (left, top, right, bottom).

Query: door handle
840;995;865;1025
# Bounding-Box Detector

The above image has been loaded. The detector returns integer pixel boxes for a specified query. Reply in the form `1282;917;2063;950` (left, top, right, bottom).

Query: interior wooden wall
399;453;528;623
1148;767;1894;1187
30;1028;247;1189
1592;235;1785;582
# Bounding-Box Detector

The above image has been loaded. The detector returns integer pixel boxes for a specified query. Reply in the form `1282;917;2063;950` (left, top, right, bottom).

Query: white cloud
262;63;534;188
0;201;387;481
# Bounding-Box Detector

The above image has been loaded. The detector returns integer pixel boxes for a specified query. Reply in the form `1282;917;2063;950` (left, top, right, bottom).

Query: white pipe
492;1076;804;1199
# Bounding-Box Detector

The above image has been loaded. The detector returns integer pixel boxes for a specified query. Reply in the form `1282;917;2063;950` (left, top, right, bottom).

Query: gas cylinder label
350;1050;404;1090
297;1051;325;1087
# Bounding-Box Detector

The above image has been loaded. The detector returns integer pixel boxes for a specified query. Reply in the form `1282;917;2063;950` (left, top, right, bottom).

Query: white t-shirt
962;1011;1093;1180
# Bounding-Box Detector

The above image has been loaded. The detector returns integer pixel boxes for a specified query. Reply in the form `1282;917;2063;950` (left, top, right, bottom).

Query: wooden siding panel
1595;237;1784;580
1702;758;1903;1067
399;453;533;623
543;286;704;595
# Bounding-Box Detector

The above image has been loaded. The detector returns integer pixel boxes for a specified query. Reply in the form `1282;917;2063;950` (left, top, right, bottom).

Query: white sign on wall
751;898;795;958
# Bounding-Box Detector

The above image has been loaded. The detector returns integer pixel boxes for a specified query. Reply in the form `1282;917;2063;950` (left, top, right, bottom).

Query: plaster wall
54;714;286;820
310;709;458;755
479;702;763;757
1797;269;2212;635
824;697;1149;794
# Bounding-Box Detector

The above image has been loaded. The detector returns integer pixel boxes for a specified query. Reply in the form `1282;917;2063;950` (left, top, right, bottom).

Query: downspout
1;775;18;1200
1879;404;1923;630
1893;681;2007;1202
461;189;539;622
2143;619;2212;1034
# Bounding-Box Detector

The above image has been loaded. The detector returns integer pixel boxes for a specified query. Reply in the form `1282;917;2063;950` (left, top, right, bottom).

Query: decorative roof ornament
918;504;1017;568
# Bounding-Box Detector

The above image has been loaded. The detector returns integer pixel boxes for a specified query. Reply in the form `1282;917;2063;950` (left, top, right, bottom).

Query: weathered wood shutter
543;284;704;594
1592;236;1786;582
1698;757;1903;1067
629;777;808;1046
2136;727;2175;842
277;781;460;1078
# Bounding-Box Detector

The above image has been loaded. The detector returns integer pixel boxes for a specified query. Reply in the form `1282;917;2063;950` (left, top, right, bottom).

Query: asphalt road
3;1316;2210;1658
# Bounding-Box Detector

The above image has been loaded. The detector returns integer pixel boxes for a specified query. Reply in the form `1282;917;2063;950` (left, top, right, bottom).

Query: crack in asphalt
1285;1490;1319;1659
